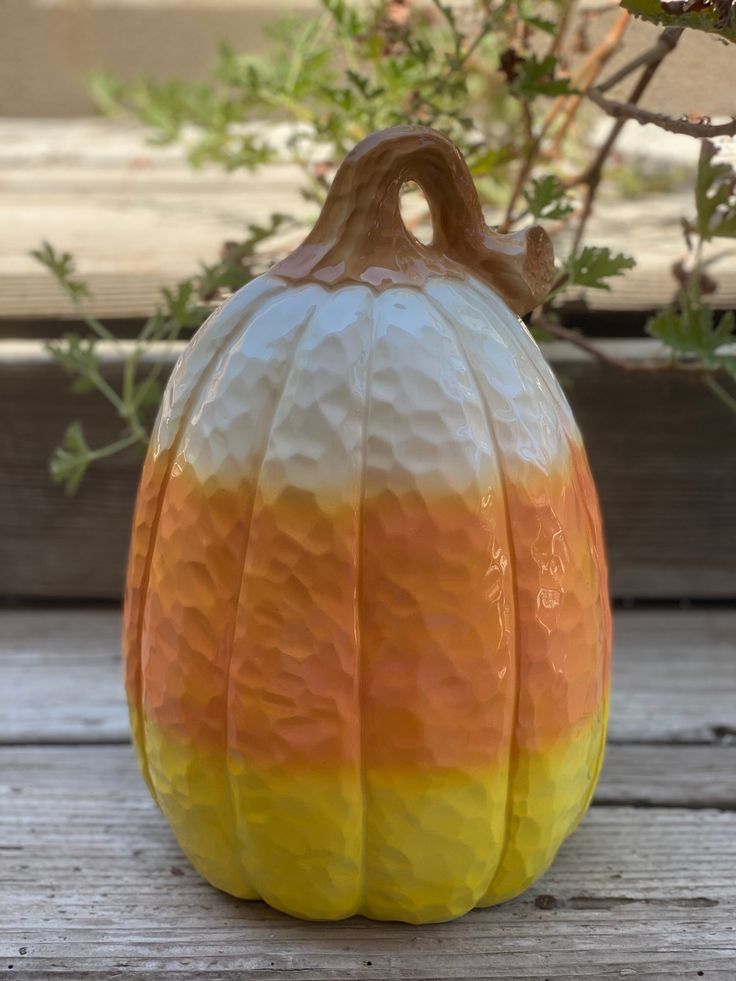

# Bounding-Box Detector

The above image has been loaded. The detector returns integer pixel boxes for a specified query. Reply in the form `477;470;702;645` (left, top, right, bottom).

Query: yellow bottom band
134;706;606;923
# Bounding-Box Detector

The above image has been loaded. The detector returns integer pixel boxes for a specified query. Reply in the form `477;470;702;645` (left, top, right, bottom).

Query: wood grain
3;340;736;600
2;607;734;977
607;609;736;744
596;744;736;808
1;608;127;743
1;744;734;979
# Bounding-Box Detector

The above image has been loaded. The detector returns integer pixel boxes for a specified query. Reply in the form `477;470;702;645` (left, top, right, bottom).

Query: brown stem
546;0;574;59
585;90;736;137
596;31;684;94
272;126;555;312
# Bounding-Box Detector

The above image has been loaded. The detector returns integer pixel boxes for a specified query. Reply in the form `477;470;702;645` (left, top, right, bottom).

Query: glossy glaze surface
272;126;554;314
124;272;611;923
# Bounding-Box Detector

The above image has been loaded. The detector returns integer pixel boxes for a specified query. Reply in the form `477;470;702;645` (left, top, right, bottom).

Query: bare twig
499;11;633;232
704;376;736;413
546;0;574;59
498;6;580;231
546;9;630;154
585;89;736;137
595;35;681;94
534;313;709;375
568;27;684;254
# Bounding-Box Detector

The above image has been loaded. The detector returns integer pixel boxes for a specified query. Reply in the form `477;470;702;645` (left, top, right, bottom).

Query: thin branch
498;6;579;232
545;0;574;59
458;2;510;68
703;376;736;413
534;313;708;375
85;432;144;461
585;89;736;137
568;27;683;254
545;9;630;154
595;31;682;94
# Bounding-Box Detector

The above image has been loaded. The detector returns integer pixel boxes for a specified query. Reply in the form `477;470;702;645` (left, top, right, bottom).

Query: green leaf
47;334;99;379
566;246;636;290
695;140;736;241
134;377;164;411
31;242;90;302
519;14;557;35
49;423;92;496
320;0;365;38
512;55;576;98
88;71;127;116
621;0;736;43
522;175;574;220
467;144;515;176
646;295;736;364
161;281;200;329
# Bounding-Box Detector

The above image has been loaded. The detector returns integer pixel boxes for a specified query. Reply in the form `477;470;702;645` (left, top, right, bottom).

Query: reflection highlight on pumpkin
123;432;609;923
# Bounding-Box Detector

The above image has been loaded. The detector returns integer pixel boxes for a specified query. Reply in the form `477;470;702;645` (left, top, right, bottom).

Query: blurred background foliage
33;0;736;491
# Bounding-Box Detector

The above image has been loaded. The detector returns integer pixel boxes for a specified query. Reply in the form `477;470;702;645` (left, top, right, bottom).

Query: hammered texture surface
124;274;611;924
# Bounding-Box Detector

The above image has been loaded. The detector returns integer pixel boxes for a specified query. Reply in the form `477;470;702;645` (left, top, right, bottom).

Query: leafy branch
621;0;736;43
35;215;292;493
35;0;736;491
534;139;736;404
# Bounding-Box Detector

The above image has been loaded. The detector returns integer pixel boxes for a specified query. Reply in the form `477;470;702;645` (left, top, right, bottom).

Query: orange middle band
128;437;608;769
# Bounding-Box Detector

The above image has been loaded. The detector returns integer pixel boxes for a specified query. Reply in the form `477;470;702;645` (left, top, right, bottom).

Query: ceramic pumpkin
124;126;611;924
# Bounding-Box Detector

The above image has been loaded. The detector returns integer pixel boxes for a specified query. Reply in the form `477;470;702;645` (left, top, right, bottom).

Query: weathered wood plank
0;609;126;743
3;609;734;746
3;339;736;599
596;744;736;808
3;121;735;319
1;745;734;979
7;263;736;321
607;609;736;744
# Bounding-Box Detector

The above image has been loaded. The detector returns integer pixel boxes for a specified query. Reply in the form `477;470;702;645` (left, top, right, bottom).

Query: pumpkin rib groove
464;276;612;867
219;298;320;900
422;290;522;903
131;283;287;807
468;274;611;832
511;305;612;817
352;293;377;916
128;443;175;808
561;435;610;827
464;278;578;439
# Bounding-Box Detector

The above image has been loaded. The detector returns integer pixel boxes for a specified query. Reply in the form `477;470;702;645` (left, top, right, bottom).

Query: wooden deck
1;607;735;978
3;118;736;325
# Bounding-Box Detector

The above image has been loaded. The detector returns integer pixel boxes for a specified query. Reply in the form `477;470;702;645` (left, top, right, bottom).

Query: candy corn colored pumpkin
124;126;611;924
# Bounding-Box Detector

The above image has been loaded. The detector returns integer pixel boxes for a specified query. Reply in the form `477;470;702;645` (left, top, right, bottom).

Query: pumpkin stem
272;126;554;314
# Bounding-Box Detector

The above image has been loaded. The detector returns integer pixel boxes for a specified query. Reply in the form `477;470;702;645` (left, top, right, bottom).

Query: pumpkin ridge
353;293;377;916
456;277;611;885
421;290;521;904
272;127;554;313
464;275;610;829
561;438;610;827
131;283;287;805
219;298;320;898
498;280;611;786
463;277;578;438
